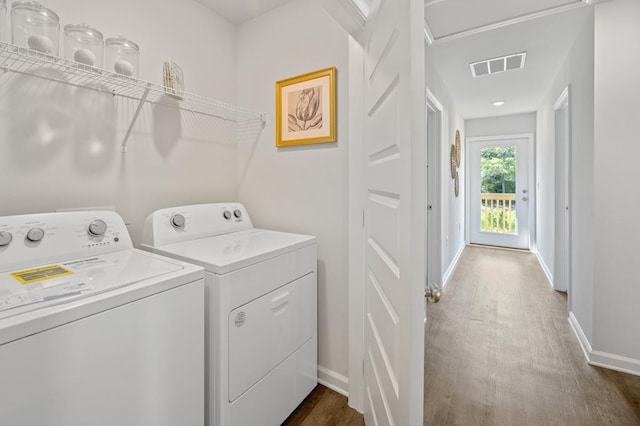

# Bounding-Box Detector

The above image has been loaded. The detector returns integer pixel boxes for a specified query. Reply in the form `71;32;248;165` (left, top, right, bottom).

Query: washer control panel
222;209;243;220
0;211;133;272
0;231;13;247
87;219;108;237
170;214;186;228
26;227;45;243
142;203;253;247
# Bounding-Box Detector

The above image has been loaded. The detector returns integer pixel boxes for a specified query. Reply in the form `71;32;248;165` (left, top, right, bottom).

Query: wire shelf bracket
121;83;151;153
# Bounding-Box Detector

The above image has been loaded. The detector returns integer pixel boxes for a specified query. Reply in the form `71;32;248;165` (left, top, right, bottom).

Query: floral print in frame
275;67;336;147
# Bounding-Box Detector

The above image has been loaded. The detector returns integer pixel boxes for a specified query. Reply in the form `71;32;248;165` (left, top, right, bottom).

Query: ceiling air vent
470;52;527;78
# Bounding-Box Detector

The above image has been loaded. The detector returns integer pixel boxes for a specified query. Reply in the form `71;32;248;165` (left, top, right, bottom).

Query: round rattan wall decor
450;144;457;178
454;170;459;197
455;130;461;167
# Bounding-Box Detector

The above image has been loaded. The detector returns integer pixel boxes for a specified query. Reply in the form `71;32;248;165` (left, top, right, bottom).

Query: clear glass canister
105;36;139;78
0;0;7;43
11;1;60;54
64;23;103;67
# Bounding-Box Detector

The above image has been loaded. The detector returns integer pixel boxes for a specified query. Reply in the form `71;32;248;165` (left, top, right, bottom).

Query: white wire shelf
0;41;266;151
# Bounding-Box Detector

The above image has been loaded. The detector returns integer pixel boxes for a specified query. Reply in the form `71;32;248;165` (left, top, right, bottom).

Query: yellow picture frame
275;67;336;147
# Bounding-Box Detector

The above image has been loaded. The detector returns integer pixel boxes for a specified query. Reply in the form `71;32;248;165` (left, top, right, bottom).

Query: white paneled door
361;0;426;424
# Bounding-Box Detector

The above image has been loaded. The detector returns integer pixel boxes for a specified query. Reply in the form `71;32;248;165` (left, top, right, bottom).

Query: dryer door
228;272;316;402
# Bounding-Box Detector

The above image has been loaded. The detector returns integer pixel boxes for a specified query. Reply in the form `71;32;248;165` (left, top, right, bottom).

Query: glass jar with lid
64;23;103;67
11;1;60;54
105;36;139;78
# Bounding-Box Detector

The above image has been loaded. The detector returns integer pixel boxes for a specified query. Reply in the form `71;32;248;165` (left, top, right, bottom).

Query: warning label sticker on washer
10;265;74;285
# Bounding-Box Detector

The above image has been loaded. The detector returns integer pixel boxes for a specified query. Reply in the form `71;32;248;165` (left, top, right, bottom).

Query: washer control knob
233;209;242;219
26;227;45;242
0;231;13;246
223;210;232;220
88;219;107;237
171;214;186;228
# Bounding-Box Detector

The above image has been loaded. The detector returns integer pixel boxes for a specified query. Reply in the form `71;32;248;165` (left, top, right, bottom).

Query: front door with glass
469;136;531;249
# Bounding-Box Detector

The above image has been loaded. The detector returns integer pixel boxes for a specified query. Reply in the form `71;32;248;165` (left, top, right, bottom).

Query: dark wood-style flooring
283;385;364;425
287;245;640;425
425;246;640;425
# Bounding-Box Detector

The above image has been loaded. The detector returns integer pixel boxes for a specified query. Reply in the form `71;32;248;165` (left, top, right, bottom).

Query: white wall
564;11;595;346
536;95;558;283
466;112;536;138
236;0;350;386
0;0;239;245
425;58;465;283
593;0;640;368
537;7;594;342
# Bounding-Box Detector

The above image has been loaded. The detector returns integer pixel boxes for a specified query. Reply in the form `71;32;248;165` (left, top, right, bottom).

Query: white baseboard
569;312;640;377
534;249;554;288
442;243;465;287
590;351;640;377
318;365;349;397
568;311;592;361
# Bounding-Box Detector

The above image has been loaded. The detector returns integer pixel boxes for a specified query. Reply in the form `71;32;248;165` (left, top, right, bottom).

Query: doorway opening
467;134;534;250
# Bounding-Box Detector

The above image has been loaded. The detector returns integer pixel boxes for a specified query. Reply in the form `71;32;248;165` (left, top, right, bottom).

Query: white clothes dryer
142;203;317;426
0;211;205;426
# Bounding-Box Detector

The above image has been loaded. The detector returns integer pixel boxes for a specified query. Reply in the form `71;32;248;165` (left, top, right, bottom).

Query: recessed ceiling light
493;101;505;106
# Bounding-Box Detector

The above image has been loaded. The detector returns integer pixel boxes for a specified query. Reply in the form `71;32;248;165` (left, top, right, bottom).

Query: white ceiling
425;0;583;40
194;0;591;120
427;3;592;118
195;0;293;24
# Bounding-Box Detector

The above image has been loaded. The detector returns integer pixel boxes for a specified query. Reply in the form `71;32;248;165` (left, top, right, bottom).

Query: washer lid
148;229;316;274
0;249;186;320
0;249;204;346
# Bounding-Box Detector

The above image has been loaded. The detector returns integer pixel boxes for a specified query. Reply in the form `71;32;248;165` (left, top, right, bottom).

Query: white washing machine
0;211;205;426
142;203;317;426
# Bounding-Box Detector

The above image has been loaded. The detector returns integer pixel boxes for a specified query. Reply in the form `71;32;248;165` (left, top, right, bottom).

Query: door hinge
362;210;365;228
362;359;365;375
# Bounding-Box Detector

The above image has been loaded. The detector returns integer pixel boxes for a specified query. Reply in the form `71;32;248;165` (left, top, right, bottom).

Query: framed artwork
275;67;336;147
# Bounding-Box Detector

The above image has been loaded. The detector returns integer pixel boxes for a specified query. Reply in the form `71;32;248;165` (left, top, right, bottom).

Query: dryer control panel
142;203;254;247
0;211;133;272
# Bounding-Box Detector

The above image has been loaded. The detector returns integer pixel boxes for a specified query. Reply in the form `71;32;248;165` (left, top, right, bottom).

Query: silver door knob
425;283;442;303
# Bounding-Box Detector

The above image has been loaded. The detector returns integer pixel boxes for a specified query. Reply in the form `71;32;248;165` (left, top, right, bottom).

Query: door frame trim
554;86;572;298
465;133;536;250
347;34;365;413
426;88;443;287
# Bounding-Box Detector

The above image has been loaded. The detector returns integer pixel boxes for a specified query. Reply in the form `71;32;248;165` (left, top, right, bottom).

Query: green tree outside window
481;147;516;193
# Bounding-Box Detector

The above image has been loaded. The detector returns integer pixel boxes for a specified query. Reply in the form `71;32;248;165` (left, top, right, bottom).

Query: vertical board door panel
361;0;425;424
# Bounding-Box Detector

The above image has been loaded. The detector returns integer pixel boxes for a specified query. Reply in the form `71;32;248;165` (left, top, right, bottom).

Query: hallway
424;246;640;425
